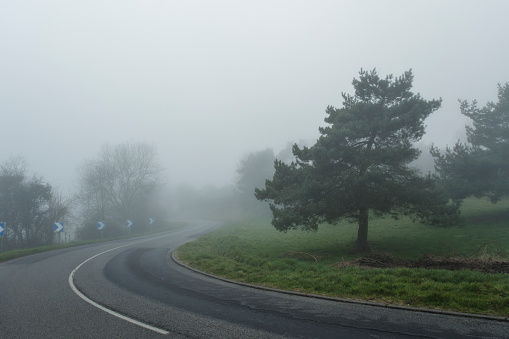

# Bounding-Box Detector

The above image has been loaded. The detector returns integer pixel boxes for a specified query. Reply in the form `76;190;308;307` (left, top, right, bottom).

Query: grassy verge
175;198;509;317
0;221;187;263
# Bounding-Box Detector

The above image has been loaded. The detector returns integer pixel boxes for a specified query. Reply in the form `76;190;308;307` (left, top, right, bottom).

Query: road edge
171;250;509;323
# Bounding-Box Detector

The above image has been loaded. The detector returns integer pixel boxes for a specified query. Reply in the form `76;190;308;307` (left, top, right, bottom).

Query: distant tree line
0;142;167;250
1;70;506;252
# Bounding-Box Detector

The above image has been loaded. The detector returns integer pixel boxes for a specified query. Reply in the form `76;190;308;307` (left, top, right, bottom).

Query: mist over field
2;1;508;193
3;5;509;331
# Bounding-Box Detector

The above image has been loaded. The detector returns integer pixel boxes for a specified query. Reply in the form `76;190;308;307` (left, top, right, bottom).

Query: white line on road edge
68;227;202;335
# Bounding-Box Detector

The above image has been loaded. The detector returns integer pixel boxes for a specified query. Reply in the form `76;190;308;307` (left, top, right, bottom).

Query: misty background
2;0;508;194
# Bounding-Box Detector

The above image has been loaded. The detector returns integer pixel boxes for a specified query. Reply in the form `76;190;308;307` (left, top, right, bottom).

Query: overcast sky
2;1;508;192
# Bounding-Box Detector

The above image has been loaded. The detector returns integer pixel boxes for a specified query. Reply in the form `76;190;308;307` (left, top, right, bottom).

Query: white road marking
68;227;204;335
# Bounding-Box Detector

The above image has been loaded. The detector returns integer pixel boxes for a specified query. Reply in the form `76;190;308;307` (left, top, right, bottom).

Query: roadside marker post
98;221;105;238
54;222;64;243
126;220;133;235
0;222;5;253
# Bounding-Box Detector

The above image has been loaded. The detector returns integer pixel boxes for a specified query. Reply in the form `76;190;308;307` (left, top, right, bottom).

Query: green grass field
175;197;509;317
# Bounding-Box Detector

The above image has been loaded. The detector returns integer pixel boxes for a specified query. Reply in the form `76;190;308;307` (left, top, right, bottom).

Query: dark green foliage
256;69;454;251
0;158;69;250
432;83;509;203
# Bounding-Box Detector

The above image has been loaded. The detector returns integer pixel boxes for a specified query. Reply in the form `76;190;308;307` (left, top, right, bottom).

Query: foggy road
1;220;508;338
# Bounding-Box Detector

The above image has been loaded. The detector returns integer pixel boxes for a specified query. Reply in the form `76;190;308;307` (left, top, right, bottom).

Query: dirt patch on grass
334;250;509;274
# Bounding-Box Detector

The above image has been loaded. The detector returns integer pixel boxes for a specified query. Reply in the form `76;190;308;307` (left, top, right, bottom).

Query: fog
2;1;508;193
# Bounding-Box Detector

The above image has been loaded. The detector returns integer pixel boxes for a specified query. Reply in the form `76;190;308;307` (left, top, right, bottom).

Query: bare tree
77;142;165;237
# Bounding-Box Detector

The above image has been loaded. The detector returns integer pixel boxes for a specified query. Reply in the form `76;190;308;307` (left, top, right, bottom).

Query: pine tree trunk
356;206;369;252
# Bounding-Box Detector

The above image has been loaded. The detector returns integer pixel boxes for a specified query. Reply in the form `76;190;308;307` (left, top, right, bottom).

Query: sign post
97;221;105;239
126;220;133;235
0;222;5;253
54;222;64;243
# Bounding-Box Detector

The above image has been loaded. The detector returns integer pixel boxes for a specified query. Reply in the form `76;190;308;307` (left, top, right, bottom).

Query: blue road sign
54;222;64;233
148;218;154;225
98;221;106;230
0;222;5;236
126;220;133;227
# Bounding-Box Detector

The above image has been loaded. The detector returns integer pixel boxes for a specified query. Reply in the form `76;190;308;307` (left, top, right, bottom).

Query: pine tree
256;69;453;251
432;83;509;203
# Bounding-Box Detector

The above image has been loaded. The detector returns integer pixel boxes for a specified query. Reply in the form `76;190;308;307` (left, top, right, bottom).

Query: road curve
1;220;508;338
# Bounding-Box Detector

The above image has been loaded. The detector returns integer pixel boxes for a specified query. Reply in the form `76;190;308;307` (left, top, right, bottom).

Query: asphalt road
1;220;508;338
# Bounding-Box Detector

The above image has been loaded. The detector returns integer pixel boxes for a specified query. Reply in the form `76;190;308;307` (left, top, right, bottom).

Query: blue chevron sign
126;220;133;227
98;221;106;230
0;222;5;236
54;222;64;233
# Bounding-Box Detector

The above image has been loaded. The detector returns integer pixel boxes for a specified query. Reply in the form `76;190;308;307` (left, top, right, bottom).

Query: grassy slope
176;198;509;317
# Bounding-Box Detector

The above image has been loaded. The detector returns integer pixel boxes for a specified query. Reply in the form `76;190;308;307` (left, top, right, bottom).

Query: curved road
1;220;508;338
